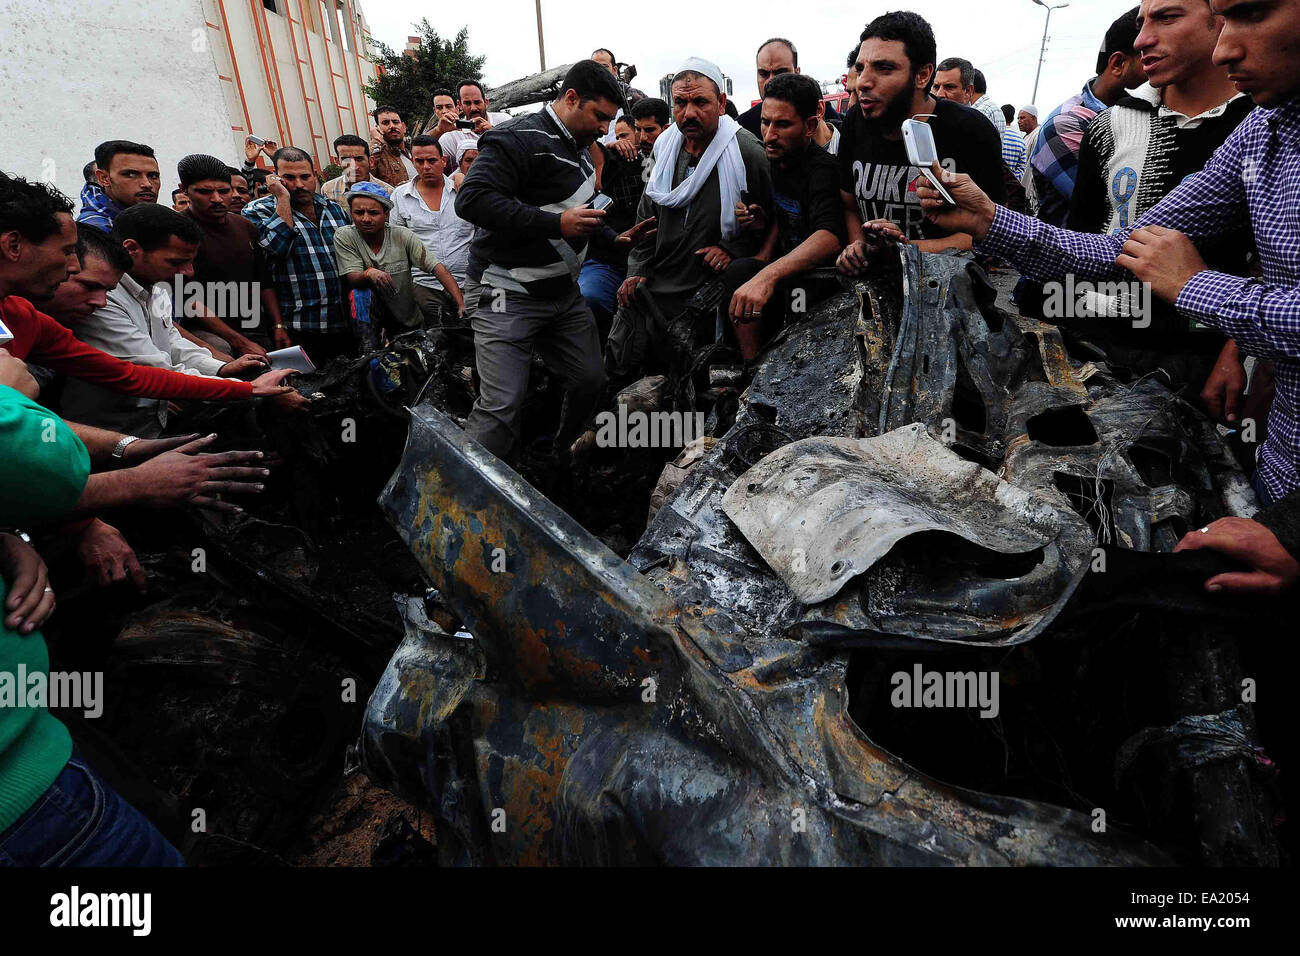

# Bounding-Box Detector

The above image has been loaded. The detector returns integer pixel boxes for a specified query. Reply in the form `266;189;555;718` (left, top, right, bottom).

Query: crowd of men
2;0;1298;866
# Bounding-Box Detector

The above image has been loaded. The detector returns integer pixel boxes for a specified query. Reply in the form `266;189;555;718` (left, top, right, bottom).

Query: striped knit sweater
456;105;617;299
1068;84;1255;236
1065;84;1256;343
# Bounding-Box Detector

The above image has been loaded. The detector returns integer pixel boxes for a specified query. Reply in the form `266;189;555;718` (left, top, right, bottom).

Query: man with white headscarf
605;57;772;379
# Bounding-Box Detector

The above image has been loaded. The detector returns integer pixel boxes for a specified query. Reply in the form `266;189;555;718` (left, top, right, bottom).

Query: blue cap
345;180;393;210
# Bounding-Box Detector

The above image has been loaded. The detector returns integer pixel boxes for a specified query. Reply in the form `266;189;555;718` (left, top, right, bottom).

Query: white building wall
0;0;236;210
0;0;378;209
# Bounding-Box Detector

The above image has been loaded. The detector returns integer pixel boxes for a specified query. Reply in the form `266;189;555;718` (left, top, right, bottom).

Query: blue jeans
0;753;183;866
579;259;624;334
1253;468;1277;508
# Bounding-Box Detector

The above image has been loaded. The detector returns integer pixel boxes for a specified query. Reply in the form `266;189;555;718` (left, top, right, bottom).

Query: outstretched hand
615;217;657;247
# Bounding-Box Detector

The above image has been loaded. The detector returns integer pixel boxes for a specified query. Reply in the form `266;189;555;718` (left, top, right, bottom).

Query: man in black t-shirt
725;73;847;360
835;11;1005;274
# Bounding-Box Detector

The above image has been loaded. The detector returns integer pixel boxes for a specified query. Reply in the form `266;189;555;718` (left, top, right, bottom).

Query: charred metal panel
380;403;678;701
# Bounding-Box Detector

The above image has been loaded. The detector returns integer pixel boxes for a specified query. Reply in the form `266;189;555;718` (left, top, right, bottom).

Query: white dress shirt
437;111;513;166
60;272;226;435
390;177;475;290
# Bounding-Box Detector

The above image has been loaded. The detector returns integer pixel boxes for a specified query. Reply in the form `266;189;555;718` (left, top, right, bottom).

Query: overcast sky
361;0;1141;115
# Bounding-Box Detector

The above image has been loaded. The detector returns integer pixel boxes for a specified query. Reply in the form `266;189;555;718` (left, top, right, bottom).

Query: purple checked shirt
977;96;1300;503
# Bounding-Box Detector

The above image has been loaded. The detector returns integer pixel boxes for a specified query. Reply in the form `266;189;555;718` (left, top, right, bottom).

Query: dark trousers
465;285;606;462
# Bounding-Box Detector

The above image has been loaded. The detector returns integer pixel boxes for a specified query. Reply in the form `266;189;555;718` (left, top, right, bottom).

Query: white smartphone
588;192;614;211
901;118;954;205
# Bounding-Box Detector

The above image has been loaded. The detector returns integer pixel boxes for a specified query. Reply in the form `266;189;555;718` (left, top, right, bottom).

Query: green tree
365;21;485;133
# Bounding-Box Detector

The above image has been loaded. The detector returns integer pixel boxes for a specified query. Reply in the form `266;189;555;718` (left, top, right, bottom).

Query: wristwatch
111;435;140;461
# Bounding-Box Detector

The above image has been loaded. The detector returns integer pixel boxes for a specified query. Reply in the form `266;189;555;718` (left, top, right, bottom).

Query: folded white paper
267;346;315;373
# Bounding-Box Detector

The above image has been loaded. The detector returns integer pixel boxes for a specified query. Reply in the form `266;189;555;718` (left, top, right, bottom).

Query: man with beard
606;58;773;378
725;73;846;361
836;12;1005;273
439;81;513;176
369;105;416;188
916;0;1300;513
241;147;350;364
455;60;655;462
77;141;160;232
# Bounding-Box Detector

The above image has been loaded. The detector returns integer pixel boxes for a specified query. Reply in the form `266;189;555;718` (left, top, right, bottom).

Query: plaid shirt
973;95;1006;131
241;193;348;333
977;97;1300;502
1030;79;1108;226
76;182;123;232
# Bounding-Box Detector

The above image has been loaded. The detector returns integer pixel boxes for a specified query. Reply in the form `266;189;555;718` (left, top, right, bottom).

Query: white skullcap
675;57;726;94
1021;105;1039;118
456;141;479;164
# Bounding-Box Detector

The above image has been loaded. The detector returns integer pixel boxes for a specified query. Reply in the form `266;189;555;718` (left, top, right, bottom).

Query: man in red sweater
21;224;299;422
0;172;290;592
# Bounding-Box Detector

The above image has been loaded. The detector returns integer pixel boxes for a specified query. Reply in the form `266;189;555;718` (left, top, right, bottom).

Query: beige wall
202;0;378;170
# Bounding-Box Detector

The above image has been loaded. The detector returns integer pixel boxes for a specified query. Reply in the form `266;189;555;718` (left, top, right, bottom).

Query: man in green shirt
0;172;188;865
333;182;464;335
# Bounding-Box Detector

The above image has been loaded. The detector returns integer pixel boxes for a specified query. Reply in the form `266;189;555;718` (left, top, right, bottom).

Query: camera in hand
455;119;476;130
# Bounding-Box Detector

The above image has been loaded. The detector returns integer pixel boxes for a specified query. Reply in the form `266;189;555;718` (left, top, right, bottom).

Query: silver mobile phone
901;118;954;205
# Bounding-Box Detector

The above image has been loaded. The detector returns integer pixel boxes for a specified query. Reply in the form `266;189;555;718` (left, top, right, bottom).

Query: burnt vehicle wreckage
42;243;1286;866
42;72;1285;861
356;248;1285;866
42;240;1289;866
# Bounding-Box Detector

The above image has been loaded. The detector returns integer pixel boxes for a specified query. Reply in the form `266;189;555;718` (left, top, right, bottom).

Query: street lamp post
1031;0;1070;105
535;0;546;71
